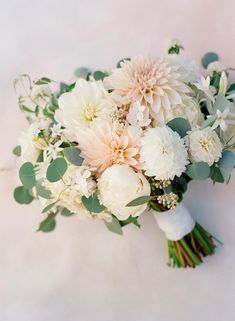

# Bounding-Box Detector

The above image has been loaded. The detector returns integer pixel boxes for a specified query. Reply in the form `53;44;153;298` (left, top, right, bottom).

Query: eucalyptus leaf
116;58;131;68
93;71;107;81
126;195;152;207
167;117;191;138
186;162;210;180
37;212;56;232
120;216;141;228
36;181;52;199
42;201;58;213
74;67;91;78
13;145;21;157
35;77;51;85
171;176;188;194
217;150;235;181
210;166;225;183
61;208;74;216
81;194;105;213
105;216;123;235
46;158;68;182
19;162;36;189
14;186;34;204
63;146;83;166
201;52;219;69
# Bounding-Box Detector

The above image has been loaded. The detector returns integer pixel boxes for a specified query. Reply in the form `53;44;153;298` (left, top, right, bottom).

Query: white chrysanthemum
98;165;150;221
140;126;188;180
55;79;115;137
187;127;222;165
166;54;200;83
169;98;204;127
105;56;191;124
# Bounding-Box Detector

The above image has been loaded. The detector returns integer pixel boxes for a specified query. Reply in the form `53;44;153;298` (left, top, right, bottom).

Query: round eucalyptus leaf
186;162;210;180
37;213;56;232
19;162;36;189
63;146;83;166
167;117;191;138
14;186;34;204
46;158;68;182
201;52;219;69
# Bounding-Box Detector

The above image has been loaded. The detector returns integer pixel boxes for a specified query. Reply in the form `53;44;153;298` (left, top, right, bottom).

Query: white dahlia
55;79;115;137
98;165;150;221
105;56;191;124
187;127;222;165
140;126;188;180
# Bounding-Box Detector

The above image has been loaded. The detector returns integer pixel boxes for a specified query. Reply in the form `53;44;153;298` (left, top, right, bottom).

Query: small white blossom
218;71;228;95
194;77;215;102
43;140;63;162
207;61;226;74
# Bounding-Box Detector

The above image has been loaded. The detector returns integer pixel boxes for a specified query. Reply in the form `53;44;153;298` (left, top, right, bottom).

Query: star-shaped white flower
212;107;230;131
43;140;63;162
195;76;215;102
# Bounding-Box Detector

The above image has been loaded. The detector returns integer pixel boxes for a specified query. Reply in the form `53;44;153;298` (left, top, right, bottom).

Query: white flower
43;140;63;162
30;84;51;106
18;121;48;164
169;98;204;127
51;123;63;138
140;126;188;180
194;76;215;102
165;38;183;52
98;165;150;221
127;101;151;127
166;54;200;83
187;127;222;165
55;79;115;137
207;61;226;74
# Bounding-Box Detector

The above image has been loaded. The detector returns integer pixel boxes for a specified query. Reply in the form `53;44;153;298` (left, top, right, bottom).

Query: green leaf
46;158;68;182
60;82;75;93
63;147;83;166
36;181;52;199
13;145;21;157
105;216;123;235
201;114;217;129
37;212;56;232
171;176;188;194
35;77;51;85
81;193;105;213
217;150;235;181
93;71;107;81
61;208;74;216
126;195;152;207
19;162;36;189
120;216;141;228
14;186;34;204
210;166;224;183
74;67;91;78
186;162;210;180
213;93;228;113
167;117;191;138
201;52;219;69
227;83;235;93
42;201;58;213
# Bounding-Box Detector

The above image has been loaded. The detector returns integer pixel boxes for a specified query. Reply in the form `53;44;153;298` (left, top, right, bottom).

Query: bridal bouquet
13;40;235;268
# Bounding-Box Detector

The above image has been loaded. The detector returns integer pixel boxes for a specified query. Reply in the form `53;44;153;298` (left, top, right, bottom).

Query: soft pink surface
0;1;235;320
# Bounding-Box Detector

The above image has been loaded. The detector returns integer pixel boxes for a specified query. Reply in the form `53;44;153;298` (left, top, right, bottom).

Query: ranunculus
98;165;150;220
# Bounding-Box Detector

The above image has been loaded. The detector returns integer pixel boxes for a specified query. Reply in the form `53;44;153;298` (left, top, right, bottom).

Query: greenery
14;186;34;204
126;195;153;207
167;117;191;138
63;146;83;166
104;216;123;235
186;162;210;180
37;212;57;232
201;52;219;69
19;162;36;189
81;193;105;213
46;158;68;182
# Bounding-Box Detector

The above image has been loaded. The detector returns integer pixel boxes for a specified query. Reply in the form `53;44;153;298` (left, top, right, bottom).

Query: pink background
0;1;235;320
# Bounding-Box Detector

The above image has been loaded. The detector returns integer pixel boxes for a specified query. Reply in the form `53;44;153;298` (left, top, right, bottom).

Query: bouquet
13;39;235;268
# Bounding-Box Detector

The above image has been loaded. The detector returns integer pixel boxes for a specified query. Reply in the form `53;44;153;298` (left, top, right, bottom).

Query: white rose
98;165;150;221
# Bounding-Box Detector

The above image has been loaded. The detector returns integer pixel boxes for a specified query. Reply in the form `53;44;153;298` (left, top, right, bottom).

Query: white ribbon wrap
152;203;195;241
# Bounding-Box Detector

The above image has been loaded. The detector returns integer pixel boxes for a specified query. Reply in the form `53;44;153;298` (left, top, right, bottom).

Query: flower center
82;105;98;122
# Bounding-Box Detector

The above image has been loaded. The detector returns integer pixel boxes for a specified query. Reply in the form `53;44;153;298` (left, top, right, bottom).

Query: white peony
140;126;188;180
98;165;150;221
166;54;200;83
55;79;115;138
187;127;222;165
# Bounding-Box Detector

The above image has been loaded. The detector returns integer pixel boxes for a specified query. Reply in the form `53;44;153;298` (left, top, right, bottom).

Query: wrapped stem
152;204;218;268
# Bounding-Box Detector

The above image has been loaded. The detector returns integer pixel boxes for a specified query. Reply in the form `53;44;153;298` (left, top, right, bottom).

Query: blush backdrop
0;1;235;320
